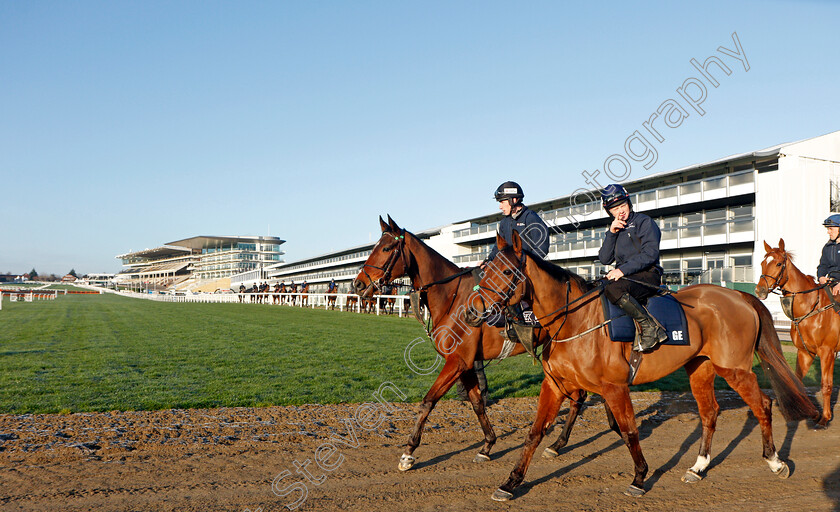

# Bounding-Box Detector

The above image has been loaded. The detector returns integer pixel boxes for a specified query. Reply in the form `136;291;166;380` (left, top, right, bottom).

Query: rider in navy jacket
598;184;666;352
817;214;840;295
598;210;664;277
487;181;550;261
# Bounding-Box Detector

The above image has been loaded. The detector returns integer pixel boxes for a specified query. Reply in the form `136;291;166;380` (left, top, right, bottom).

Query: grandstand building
116;236;284;292
265;130;839;293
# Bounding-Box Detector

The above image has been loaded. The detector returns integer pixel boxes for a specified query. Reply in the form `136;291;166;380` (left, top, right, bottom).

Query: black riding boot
456;361;489;404
616;293;667;352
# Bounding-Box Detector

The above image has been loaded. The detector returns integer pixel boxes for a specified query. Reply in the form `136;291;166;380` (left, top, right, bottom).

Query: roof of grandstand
167;235;285;250
116;245;192;260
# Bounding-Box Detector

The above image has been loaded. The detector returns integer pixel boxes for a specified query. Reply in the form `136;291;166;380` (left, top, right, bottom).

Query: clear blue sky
2;0;839;276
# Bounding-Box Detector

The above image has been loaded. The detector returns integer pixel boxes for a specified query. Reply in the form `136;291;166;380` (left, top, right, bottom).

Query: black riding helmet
601;183;631;216
494;181;524;204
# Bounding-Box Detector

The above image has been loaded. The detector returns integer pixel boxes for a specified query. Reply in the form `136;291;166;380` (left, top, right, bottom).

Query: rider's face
609;202;631;221
499;199;513;216
828;226;839;240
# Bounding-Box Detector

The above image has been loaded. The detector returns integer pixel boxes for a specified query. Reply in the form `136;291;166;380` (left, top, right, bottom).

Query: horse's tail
743;292;819;422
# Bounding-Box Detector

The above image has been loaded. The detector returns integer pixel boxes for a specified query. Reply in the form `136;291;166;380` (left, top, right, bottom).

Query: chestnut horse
326;287;338;310
469;231;818;500
353;216;591;471
756;239;839;427
300;283;310;307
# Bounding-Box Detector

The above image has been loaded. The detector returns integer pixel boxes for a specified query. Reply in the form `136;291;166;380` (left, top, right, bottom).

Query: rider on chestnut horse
598;184;667;352
817;214;840;296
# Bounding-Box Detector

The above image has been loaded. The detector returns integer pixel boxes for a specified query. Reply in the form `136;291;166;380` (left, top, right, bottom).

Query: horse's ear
779;238;785;251
379;216;390;233
763;240;772;253
387;215;401;232
496;232;508;250
512;229;523;256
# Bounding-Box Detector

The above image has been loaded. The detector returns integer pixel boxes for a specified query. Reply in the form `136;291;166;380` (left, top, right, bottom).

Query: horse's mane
522;249;592;292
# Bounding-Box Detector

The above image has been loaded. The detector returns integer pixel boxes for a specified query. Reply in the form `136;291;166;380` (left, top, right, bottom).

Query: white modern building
272;130;840;293
116;235;284;292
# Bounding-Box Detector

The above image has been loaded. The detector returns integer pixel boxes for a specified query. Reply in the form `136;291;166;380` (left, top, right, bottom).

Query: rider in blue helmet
817;214;840;295
598;184;667;352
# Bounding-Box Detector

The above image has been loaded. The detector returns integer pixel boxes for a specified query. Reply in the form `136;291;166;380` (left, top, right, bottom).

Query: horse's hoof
773;462;790;479
813;419;828;430
473;453;490;463
542;447;559;459
681;469;703;483
398;454;416;472
623;484;646;497
491;489;513;501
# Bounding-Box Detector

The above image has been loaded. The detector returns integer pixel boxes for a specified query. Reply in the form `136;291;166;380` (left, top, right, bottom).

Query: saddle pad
601;294;689;345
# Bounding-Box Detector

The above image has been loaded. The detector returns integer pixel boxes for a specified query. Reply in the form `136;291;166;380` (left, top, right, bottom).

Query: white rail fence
114;290;413;317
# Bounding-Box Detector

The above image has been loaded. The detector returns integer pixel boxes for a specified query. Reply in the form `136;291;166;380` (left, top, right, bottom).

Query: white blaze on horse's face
763;255;774;266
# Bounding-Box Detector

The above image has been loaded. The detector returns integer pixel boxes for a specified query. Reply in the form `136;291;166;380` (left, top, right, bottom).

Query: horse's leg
714;366;788;478
792;328;815;381
816;344;836;427
600;383;648;496
399;357;466;471
681;358;720;483
493;377;565;501
543;390;585;458
460;368;497;462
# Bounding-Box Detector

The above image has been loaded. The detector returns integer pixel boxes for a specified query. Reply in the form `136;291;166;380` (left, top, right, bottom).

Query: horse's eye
382;246;392;253
503;269;512;276
775;263;781;267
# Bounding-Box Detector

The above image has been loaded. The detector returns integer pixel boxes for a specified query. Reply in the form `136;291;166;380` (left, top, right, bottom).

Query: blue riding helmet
824;214;840;228
601;184;631;212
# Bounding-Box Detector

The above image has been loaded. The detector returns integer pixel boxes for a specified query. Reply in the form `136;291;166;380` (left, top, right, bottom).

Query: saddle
601;294;690;346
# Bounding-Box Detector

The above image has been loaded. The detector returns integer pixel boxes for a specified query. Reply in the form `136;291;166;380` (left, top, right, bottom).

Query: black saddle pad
601;294;689;345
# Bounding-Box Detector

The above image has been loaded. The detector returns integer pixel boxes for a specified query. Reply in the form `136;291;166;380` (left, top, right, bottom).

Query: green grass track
0;293;836;414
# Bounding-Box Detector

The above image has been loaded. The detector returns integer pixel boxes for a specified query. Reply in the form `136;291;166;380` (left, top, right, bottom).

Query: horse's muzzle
463;306;485;327
755;285;768;300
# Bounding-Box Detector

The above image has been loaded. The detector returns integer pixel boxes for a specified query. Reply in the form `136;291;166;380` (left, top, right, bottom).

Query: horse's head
353;215;412;297
464;231;529;326
756;238;788;299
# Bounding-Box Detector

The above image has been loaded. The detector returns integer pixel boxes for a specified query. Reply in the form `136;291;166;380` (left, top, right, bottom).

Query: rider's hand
832;283;840;296
819;276;828;284
609;218;626;233
606;269;624;281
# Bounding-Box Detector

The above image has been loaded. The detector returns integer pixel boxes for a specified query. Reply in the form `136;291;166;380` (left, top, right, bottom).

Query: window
703;177;726;191
733;255;752;266
680;182;701;194
705;209;727;222
658;186;678;199
729;172;754;186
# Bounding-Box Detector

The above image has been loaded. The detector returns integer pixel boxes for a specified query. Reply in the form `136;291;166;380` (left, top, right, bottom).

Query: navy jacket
817;239;840;280
598;211;663;276
488;206;550;260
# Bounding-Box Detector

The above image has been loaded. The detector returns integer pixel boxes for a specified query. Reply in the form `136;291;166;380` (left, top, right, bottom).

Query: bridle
472;253;527;304
758;253;789;294
360;230;409;292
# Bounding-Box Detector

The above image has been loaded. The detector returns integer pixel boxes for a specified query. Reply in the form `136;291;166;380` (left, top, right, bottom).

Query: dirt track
1;390;839;512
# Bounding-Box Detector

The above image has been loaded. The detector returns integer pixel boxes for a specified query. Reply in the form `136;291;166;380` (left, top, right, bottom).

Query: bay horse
326;287;338;310
756;238;839;427
352;216;590;471
300;283;310;307
289;283;298;305
273;283;282;305
468;230;818;500
345;294;359;311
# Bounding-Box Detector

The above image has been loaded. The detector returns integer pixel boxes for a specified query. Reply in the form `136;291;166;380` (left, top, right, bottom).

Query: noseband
473;254;527;305
759;255;788;293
